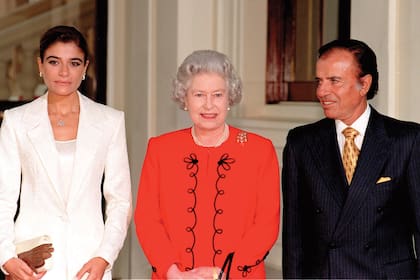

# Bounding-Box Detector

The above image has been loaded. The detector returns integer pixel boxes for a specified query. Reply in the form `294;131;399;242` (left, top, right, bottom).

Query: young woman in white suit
0;25;132;280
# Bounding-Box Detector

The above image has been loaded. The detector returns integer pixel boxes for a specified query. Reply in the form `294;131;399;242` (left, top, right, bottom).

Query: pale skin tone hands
3;257;46;280
167;264;224;280
3;243;53;280
17;244;54;272
4;256;108;280
75;257;109;280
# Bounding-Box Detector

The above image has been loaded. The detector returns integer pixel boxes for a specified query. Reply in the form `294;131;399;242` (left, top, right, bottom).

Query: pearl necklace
191;124;229;147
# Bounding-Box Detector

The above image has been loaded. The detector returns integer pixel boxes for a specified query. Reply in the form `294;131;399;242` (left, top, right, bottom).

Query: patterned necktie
342;127;360;184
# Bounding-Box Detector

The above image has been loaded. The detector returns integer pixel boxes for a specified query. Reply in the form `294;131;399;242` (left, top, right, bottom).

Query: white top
335;105;371;156
55;139;76;205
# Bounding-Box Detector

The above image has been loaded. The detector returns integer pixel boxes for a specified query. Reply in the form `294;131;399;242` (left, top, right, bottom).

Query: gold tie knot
343;127;359;140
342;127;360;184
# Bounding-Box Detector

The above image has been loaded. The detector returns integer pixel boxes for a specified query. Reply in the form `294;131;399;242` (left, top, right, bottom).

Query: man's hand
18;244;54;272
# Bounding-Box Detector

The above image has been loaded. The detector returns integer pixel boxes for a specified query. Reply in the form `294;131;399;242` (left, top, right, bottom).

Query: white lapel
25;94;65;207
66;93;104;207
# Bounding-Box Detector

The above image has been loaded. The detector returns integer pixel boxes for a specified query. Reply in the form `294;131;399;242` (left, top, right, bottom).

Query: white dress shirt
336;104;371;156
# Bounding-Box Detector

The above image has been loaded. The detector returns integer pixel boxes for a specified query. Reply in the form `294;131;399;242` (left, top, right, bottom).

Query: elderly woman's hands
167;264;224;280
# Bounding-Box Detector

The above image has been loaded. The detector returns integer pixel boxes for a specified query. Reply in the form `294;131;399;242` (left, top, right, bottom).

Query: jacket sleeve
0;111;21;268
95;112;132;268
281;131;304;278
229;140;281;278
135;138;180;279
408;129;420;277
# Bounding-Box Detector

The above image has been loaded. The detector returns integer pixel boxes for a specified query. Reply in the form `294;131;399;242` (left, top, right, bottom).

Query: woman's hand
3;257;46;280
190;266;223;280
167;264;222;280
17;244;54;272
75;257;109;280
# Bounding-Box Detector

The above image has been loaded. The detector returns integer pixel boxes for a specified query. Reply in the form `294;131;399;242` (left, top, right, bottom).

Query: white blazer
0;93;132;279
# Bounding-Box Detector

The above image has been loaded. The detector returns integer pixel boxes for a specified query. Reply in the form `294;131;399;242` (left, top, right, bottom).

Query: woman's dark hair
39;25;89;63
318;39;379;100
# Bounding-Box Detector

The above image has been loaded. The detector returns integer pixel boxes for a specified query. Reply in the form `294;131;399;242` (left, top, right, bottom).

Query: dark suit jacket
282;107;420;279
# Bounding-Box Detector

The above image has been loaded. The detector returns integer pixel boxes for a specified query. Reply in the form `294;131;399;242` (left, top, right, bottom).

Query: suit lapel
25;95;65;206
309;119;347;207
334;109;392;238
66;93;104;208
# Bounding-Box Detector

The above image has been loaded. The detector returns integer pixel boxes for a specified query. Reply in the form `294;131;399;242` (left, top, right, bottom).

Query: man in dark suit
282;39;420;279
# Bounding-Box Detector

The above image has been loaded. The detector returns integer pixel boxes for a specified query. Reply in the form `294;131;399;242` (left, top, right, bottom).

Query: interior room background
0;0;419;279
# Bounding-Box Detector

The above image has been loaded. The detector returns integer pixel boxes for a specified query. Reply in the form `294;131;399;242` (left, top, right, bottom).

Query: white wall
351;0;395;116
107;0;152;278
351;0;420;124
395;1;420;123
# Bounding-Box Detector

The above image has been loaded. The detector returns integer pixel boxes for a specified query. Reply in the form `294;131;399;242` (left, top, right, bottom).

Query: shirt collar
335;104;371;137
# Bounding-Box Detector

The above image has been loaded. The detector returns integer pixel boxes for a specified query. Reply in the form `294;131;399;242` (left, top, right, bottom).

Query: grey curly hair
172;50;242;109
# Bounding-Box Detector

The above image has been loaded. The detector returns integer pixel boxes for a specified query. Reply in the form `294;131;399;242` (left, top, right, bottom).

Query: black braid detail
212;153;235;266
183;153;199;270
237;251;270;277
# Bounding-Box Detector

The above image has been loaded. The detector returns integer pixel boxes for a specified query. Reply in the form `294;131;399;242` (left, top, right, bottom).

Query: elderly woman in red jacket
135;50;280;279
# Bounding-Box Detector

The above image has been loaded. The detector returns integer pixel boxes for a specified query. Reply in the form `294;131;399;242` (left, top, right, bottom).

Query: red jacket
135;126;280;279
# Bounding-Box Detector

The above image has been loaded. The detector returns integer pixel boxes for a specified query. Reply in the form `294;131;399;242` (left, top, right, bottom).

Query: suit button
364;243;371;250
329;242;337;249
315;208;322;214
377;207;383;213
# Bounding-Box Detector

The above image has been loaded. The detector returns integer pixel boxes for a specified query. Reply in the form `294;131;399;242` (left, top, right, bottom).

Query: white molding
387;0;398;117
106;0;126;109
148;0;157;137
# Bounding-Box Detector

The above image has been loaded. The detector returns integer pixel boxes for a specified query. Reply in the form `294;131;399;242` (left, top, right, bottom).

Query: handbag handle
217;252;234;280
